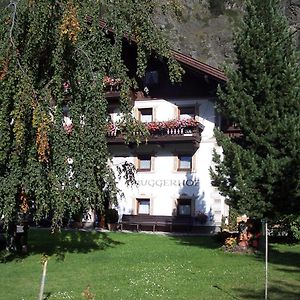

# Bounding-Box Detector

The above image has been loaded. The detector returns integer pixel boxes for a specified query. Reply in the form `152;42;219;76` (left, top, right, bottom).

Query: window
177;199;191;216
137;155;152;171
139;108;153;123
177;155;192;171
107;105;121;123
137;199;150;215
144;70;158;86
179;106;195;120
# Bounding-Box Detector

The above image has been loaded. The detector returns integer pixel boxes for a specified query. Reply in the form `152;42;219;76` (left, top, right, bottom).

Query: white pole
265;220;268;300
38;259;48;300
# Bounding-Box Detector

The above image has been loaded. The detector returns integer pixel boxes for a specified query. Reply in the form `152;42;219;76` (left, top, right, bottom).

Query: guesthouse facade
106;51;229;233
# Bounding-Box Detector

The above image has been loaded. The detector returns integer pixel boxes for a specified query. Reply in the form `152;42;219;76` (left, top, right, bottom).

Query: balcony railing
106;119;205;145
107;126;202;137
221;121;242;138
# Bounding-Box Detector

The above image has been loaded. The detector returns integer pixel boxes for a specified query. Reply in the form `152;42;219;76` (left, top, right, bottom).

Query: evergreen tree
211;0;300;222
0;0;182;228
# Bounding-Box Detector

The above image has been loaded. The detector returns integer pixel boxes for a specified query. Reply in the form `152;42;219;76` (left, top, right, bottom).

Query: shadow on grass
174;234;300;271
234;280;300;300
171;235;221;250
269;245;300;271
212;285;241;300
1;228;124;263
253;243;300;274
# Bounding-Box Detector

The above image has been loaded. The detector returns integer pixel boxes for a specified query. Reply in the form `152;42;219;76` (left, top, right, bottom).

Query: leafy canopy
211;0;300;220
0;0;182;227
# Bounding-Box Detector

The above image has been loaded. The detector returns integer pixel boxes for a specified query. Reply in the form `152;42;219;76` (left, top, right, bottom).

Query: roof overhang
98;19;227;82
172;50;227;82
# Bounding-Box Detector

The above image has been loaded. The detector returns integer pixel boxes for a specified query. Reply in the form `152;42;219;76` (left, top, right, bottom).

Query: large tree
211;0;300;222
0;0;182;228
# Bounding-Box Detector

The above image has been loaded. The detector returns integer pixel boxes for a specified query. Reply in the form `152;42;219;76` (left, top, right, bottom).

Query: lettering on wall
136;179;200;188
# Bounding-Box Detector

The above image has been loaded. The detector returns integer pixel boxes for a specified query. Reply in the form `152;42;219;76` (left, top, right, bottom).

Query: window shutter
133;107;139;120
151;156;155;172
134;156;138;170
192;154;196;172
152;107;156;122
174;156;178;172
174;106;179;119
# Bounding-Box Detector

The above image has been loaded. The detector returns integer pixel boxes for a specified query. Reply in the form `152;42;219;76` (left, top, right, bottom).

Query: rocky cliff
1;0;299;68
158;0;300;68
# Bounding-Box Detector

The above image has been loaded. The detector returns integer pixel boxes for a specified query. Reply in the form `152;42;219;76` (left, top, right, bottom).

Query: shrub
224;237;237;250
195;212;208;224
105;209;119;224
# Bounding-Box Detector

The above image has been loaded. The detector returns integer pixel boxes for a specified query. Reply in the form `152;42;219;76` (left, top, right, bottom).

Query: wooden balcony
105;90;120;99
222;125;242;138
221;120;243;138
106;123;204;147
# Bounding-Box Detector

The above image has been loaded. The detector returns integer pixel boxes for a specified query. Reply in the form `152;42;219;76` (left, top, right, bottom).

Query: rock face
158;0;300;68
1;0;299;68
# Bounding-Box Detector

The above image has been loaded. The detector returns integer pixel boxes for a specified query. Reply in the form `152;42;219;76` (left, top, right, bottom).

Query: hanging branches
0;0;183;228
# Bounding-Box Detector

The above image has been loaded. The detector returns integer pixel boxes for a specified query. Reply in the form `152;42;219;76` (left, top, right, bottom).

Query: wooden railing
107;126;202;137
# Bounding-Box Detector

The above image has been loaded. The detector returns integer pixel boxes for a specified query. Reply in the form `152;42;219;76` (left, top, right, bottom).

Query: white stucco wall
110;97;227;226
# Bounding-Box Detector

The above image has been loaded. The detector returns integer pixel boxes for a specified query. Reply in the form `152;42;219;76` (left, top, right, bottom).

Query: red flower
106;122;117;133
63;81;71;92
63;123;74;134
103;76;122;87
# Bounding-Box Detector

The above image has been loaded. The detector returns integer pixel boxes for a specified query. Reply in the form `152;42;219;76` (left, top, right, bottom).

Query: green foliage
221;207;239;231
0;0;182;228
270;215;300;241
105;208;119;223
0;1;7;8
211;0;300;221
290;216;300;241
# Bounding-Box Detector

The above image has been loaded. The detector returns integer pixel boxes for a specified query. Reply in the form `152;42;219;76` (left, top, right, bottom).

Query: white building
106;50;229;233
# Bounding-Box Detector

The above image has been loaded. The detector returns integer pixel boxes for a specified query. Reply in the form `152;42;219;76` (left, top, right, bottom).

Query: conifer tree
0;0;182;228
211;0;300;222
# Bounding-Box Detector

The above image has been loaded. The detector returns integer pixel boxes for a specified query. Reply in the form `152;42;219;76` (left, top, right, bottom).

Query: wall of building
110;97;228;227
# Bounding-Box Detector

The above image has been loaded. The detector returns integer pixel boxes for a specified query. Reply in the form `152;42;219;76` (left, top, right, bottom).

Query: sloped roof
98;19;226;82
172;50;227;82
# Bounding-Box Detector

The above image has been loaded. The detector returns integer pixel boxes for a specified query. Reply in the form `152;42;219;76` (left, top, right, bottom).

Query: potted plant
105;208;119;231
103;75;122;91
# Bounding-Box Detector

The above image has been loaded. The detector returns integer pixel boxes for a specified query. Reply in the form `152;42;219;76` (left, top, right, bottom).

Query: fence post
38;255;48;300
262;219;268;300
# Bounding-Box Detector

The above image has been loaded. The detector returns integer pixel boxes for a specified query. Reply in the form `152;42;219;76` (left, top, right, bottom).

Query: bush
195;212;208;224
105;208;119;224
269;215;300;242
214;231;232;244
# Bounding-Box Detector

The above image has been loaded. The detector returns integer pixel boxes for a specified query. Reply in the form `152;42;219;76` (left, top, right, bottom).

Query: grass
0;229;300;300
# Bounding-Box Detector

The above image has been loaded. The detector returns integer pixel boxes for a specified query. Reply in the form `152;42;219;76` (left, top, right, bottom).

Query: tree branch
8;1;38;99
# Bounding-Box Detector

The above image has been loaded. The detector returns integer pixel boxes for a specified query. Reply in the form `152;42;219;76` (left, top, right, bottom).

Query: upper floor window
144;70;159;86
177;155;192;171
139;108;153;123
179;106;195;120
137;155;152;171
107;105;120;122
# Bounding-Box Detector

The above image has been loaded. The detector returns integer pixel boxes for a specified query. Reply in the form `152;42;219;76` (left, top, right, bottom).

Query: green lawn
0;229;299;300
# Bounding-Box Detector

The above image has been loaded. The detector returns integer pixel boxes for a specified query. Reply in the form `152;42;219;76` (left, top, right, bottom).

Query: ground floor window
177;199;191;216
137;198;150;215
